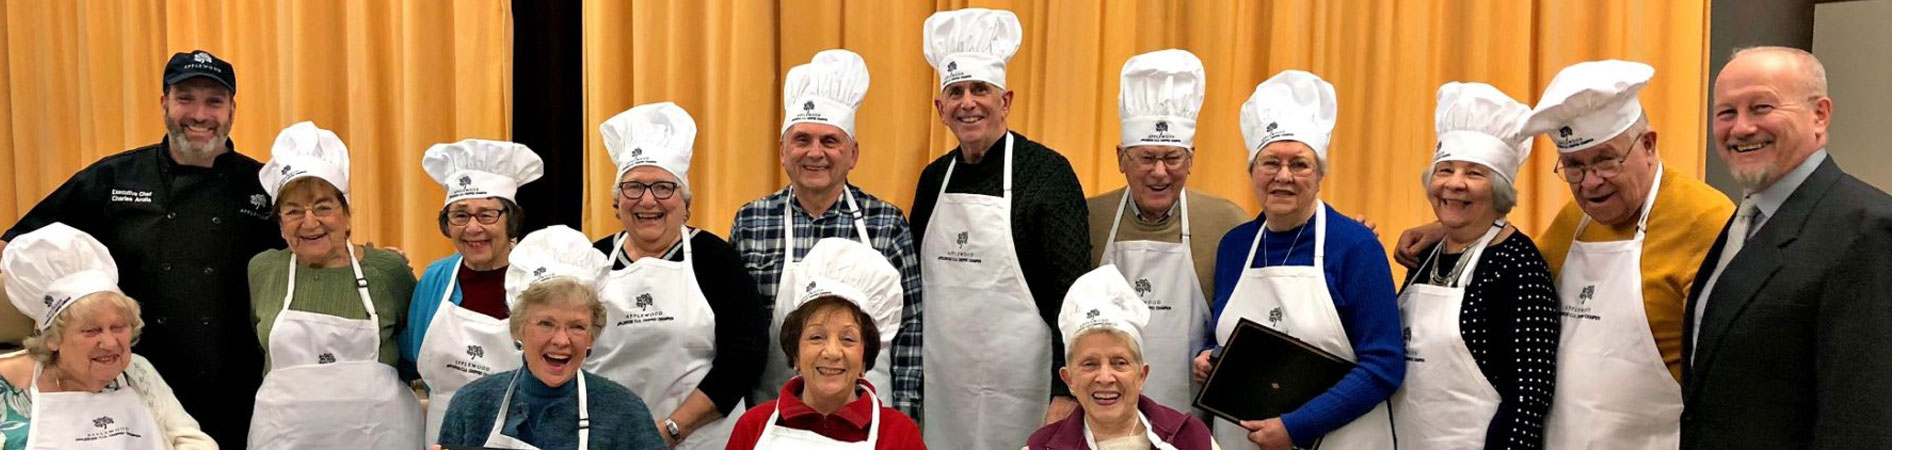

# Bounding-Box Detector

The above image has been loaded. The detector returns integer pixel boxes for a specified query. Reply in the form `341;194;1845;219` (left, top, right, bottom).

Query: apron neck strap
783;185;874;267
280;242;380;325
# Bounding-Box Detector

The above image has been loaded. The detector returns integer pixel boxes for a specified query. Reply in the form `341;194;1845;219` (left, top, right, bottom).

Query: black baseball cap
163;50;236;93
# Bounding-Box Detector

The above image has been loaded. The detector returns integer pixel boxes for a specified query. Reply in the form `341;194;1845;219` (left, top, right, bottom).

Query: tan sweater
1086;187;1250;301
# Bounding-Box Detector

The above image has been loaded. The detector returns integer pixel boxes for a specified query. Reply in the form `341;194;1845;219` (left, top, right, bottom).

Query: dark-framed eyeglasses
447;208;504;226
1127;151;1192;170
619;181;680;200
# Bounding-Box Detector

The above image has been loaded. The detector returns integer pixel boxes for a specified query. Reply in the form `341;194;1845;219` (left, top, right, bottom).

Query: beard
165;117;229;160
1731;165;1777;192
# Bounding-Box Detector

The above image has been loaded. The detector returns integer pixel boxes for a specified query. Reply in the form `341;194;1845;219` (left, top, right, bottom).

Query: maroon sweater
1025;396;1214;450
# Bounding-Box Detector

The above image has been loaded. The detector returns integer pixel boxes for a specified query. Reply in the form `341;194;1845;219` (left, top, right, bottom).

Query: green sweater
248;246;415;372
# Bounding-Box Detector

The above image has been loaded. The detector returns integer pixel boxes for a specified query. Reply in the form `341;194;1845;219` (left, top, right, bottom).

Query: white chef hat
1521;60;1655;153
923;8;1023;90
422;139;545;207
2;223;121;331
1119;49;1206;150
783;49;869;139
792;238;903;343
600;102;697;189
259;121;352;203
1239;70;1338;162
504;225;612;310
1058;265;1151;356
1433;82;1534;182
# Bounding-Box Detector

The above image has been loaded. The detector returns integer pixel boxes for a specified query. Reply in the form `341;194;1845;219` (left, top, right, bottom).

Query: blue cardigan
402;254;465;381
1208;205;1405;442
437;367;667;449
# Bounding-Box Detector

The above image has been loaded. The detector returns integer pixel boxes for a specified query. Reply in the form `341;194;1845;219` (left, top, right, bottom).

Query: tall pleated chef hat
422;139;545;206
1433;82;1535;182
784;49;870;139
3;223;121;331
1239;70;1338;162
259;121;352;202
601;101;697;192
1058;265;1151;356
504;225;612;309
1119;49;1206;149
1520;60;1655;153
923;8;1023;90
792;238;904;344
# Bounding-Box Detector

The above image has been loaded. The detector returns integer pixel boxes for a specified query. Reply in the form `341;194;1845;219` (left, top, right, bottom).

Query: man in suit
1681;46;1890;449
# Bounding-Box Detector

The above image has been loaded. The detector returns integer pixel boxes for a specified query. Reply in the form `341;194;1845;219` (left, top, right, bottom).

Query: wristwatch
664;418;683;442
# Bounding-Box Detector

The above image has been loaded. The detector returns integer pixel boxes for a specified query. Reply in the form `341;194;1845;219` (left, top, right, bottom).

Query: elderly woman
0;223;213;449
245;122;421;449
1024;265;1217;450
725;238;924;449
589;102;767;449
1192;71;1402;450
406;138;545;443
436;225;666;449
1389;83;1559;450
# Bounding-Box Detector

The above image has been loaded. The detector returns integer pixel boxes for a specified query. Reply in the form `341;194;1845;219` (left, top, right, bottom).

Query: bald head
1712;46;1834;191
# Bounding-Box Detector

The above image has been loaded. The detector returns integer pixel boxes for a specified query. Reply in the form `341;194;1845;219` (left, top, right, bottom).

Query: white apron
1389;222;1504;450
1081;411;1179;450
249;245;425;450
587;227;737;450
1543;166;1679;450
24;363;166;450
752;187;894;406
920;135;1050;450
418;256;520;447
1211;202;1394;450
481;368;589;450
751;384;881;449
1101;189;1208;413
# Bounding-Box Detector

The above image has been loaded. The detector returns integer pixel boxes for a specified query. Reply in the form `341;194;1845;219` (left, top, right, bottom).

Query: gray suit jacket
1680;157;1890;449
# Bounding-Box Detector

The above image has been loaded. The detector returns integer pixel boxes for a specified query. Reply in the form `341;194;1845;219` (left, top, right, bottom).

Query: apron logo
956;231;969;247
636;293;655;311
318;353;336;364
1578;285;1595;305
1133;278;1152;297
93;416;114;429
1267;307;1283;328
466;345;484;360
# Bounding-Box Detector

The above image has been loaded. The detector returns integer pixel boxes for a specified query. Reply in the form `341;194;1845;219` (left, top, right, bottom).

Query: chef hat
601;102;697;188
783;49;870;139
1058;265;1151;356
504;225;612;309
1521;60;1655;153
1239;70;1338;162
1433;82;1534;182
259;121;352;203
923;8;1023;90
792;238;903;343
422;139;545;206
1119;49;1206;150
2;223;121;331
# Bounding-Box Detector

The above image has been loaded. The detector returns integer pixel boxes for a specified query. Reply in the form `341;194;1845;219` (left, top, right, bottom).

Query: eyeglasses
1253;156;1316;177
1554;133;1645;183
447;208;504;226
618;181;680;200
1127;151;1191;170
278;203;340;222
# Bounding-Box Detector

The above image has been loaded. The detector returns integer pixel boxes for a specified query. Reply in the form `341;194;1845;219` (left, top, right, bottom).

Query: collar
783;184;862;221
774;376;875;429
1744;149;1827;220
956;132;1016;166
1128;195;1178;226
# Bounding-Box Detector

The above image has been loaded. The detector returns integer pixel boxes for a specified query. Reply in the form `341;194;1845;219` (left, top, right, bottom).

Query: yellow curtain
0;0;513;274
583;0;1710;280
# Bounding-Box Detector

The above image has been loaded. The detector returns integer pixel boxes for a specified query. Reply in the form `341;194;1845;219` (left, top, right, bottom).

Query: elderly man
0;50;280;446
1086;49;1246;413
1398;60;1734;450
1680;47;1890;449
730;49;926;420
909;7;1091;449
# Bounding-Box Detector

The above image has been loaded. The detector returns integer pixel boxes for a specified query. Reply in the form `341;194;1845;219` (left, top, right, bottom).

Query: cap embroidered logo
94;416;114;429
1559;126;1574;139
947;61;959;73
630;148;644;159
318;353;336;364
803;100;815;112
458;175;472;188
467;345;484;360
805;281;817;293
194;52;212;64
1155;121;1169;133
1133;278;1152;297
280;165;293;175
532;267;547;278
1087;309;1101;319
42;295;54;308
1266;122;1279;133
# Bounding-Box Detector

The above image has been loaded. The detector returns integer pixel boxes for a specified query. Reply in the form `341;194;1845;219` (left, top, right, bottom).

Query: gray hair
508;278;608;341
1730;46;1829;99
1422;163;1518;214
24;291;144;364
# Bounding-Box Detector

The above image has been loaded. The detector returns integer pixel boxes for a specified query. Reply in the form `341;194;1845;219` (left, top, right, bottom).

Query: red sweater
725;378;926;450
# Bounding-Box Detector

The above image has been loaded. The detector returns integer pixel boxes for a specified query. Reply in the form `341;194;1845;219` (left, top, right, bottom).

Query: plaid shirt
728;184;925;419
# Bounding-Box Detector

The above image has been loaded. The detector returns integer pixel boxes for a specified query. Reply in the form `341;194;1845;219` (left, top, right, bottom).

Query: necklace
1425;221;1505;288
